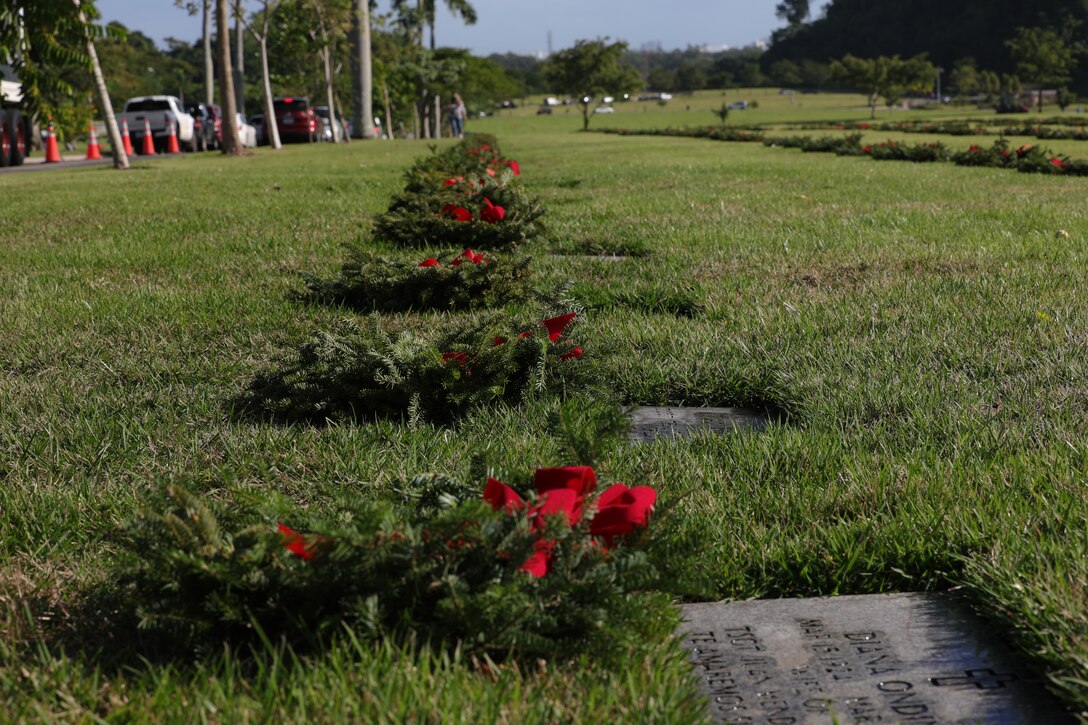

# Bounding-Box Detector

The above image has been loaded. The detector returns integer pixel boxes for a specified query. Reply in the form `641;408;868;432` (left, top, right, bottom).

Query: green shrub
799;133;863;156
862;140;949;162
950;139;1018;168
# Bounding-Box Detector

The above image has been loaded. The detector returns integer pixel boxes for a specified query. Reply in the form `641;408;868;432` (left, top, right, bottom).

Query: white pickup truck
118;95;196;153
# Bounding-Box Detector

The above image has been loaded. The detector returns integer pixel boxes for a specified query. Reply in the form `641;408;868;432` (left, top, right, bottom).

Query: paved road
0;156;113;174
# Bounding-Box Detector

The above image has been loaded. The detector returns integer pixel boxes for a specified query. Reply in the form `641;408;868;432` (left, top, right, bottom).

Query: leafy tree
775;0;810;26
769;59;803;87
646;68;675;91
1;0;128;168
675;61;707;92
1057;86;1076;111
998;72;1024;110
738;62;766;88
174;0;214;105
433;49;521;110
798;59;830;88
830;53;936;118
765;0;1088;95
980;69;1001;99
1006;26;1075;111
487;53;547;95
543;39;642;130
97;26;199;103
949;58;982;96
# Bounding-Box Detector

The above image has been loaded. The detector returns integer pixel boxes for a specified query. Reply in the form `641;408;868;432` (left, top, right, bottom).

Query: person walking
449;93;466;138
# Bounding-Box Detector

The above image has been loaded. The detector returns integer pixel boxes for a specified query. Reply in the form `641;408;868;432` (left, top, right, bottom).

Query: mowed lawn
2;109;1088;720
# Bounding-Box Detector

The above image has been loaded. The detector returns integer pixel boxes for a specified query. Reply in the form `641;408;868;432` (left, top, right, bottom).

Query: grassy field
3;93;1088;720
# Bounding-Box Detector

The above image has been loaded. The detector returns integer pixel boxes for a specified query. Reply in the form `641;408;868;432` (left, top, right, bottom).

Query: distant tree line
765;0;1088;94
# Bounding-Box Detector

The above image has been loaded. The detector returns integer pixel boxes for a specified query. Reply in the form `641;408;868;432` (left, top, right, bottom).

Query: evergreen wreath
372;134;545;249
117;464;667;662
303;247;533;312
240;300;590;424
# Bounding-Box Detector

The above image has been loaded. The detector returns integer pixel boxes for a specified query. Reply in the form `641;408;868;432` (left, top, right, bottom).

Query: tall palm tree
75;0;128;169
217;0;243;153
392;0;476;50
350;0;375;139
423;0;476;50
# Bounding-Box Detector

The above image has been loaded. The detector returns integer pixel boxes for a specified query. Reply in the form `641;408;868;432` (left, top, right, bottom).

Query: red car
272;97;318;143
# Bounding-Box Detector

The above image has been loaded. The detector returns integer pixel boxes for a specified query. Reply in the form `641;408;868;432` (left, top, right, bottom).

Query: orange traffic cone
85;122;102;160
165;118;180;154
44;122;61;163
120;118;134;156
141;118;156;155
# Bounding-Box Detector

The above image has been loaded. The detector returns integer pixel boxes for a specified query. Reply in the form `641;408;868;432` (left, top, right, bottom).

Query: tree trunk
382;83;393;139
203;0;214;105
217;0;242;153
233;0;245;115
412;103;420;139
260;35;281;149
334;94;350;143
433;93;441;139
321;47;340;142
76;1;128;170
351;0;376;139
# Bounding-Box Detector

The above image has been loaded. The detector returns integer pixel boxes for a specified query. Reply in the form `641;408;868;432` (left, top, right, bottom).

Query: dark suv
187;102;218;151
272;97;318;143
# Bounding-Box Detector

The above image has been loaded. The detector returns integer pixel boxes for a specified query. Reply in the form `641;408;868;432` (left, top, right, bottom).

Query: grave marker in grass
680;593;1071;724
627;406;769;443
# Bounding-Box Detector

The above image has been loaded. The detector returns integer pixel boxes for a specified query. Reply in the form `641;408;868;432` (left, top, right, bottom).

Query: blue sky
95;0;833;55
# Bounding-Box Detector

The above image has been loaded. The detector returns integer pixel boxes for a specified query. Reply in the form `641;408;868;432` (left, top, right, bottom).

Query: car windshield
126;99;172;112
274;99;308;112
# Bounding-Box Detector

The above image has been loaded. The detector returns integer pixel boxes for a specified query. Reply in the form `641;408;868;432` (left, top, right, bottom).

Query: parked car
272;97;318;143
593;105;615;114
314;106;351;141
313;105;334;142
1;66;33;166
727;100;749;110
249;113;266;146
118;95;196;153
186;102;218;151
536;106;553;115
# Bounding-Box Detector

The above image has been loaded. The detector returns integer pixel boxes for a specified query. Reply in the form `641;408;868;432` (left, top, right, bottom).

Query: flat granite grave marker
680;593;1071;724
627;406;769;443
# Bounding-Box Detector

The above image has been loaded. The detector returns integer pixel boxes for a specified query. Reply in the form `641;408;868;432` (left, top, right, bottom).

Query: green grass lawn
3;93;1088;720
